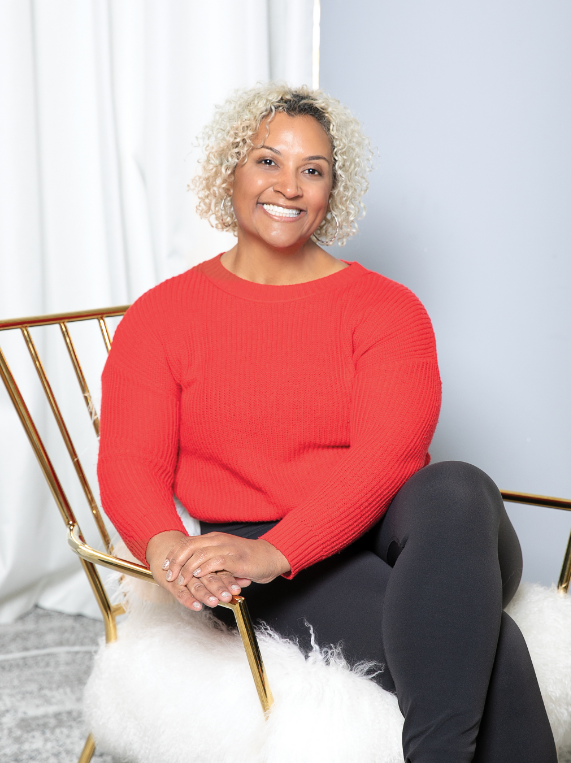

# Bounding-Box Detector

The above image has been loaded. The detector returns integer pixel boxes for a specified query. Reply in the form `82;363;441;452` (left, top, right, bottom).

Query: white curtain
0;0;315;622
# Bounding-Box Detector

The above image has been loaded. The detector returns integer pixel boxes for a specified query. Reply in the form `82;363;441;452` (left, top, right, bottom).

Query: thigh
365;461;523;607
200;520;395;691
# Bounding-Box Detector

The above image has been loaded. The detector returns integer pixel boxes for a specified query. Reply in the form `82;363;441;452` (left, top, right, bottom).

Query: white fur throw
84;560;571;763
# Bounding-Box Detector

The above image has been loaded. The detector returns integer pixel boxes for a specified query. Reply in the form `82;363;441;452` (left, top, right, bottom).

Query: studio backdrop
320;0;571;587
0;0;316;622
3;0;569;626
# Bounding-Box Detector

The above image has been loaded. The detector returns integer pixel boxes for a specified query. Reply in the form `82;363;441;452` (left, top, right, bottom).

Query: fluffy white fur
84;550;571;762
505;581;571;750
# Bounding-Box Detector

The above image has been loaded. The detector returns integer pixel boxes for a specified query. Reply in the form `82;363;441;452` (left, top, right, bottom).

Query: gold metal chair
0;305;570;762
0;306;272;763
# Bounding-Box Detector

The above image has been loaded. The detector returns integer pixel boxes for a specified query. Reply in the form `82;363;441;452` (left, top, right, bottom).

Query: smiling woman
190;85;372;284
193;83;372;250
97;83;558;762
222;111;342;283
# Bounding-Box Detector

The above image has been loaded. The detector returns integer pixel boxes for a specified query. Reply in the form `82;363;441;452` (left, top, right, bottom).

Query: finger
187;572;235;608
163;532;226;572
171;582;203;612
196;571;234;605
164;536;210;582
166;532;242;581
190;552;237;581
177;567;241;598
187;577;218;607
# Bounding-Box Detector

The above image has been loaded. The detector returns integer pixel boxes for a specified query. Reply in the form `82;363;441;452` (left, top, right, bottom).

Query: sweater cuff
259;525;314;579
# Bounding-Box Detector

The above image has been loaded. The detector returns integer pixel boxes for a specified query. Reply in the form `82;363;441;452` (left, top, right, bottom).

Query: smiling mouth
261;203;302;218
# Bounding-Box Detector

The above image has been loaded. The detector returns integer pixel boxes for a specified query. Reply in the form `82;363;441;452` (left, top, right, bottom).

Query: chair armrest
500;490;571;511
67;522;274;711
67;523;158;584
66;523;252;608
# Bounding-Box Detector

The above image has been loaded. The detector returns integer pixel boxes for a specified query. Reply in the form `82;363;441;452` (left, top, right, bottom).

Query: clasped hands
146;530;291;611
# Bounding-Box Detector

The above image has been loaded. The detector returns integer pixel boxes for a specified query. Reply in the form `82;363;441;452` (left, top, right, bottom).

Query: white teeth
262;204;301;218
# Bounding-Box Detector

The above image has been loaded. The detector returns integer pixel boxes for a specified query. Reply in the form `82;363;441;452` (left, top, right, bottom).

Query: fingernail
177;574;184;585
192;602;202;610
162;559;169;570
230;585;240;592
193;568;201;577
165;570;173;581
208;596;217;603
220;591;231;599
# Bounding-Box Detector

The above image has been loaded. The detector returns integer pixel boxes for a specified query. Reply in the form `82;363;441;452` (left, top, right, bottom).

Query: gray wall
321;0;571;585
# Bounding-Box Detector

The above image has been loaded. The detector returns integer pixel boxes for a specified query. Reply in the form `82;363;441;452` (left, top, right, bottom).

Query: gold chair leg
220;595;274;714
78;732;96;763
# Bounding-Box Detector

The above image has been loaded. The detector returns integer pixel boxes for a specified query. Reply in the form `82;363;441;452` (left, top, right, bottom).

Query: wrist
259;539;291;576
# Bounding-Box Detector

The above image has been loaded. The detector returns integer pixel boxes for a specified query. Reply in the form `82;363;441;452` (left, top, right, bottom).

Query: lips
261;203;302;218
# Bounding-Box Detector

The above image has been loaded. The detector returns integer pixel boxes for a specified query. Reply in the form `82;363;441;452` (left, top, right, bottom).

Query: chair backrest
0;306;129;639
0;304;276;716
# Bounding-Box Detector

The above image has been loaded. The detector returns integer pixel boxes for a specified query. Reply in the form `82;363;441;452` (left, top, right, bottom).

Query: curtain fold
0;0;314;622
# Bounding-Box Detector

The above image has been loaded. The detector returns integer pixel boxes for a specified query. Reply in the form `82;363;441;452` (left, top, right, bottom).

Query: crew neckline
197;253;369;303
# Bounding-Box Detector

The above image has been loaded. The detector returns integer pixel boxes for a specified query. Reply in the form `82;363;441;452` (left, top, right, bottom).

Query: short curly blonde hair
192;82;373;246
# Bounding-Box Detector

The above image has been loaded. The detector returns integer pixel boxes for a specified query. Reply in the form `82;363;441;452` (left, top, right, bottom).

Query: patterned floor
0;607;114;763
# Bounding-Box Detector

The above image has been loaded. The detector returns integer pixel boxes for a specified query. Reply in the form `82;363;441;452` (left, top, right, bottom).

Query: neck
221;235;346;286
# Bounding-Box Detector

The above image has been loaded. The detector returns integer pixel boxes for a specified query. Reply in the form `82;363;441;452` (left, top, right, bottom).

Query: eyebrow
259;145;331;164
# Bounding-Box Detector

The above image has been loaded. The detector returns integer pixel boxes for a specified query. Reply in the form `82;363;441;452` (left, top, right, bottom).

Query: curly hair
192;82;373;246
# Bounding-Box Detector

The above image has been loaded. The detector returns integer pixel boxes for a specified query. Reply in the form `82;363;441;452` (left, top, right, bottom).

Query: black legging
201;461;557;763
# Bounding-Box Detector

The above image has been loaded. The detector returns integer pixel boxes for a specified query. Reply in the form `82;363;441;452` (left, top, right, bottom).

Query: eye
259;158;277;166
304;167;322;176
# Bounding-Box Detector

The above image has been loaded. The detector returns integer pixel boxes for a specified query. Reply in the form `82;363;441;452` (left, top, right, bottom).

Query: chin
263;229;312;249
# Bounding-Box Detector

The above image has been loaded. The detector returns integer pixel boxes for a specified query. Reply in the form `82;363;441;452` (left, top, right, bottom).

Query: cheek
233;172;265;209
308;187;332;217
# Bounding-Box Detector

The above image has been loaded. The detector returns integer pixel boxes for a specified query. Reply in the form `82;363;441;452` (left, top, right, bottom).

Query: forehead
254;112;332;155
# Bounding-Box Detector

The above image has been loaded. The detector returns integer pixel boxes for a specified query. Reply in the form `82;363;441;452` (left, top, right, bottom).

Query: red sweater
97;254;441;577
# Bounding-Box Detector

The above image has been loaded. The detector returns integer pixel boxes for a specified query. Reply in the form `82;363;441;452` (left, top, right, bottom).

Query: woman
97;84;556;762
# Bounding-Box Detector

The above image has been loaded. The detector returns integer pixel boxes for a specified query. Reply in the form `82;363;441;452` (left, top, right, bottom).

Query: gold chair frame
1;305;570;763
0;306;273;763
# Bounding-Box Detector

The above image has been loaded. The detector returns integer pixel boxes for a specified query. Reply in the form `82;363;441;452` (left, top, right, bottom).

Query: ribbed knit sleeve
97;289;186;563
261;285;441;577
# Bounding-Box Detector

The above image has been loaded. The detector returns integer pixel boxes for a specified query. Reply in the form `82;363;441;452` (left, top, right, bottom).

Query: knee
423;459;495;487
400;460;504;528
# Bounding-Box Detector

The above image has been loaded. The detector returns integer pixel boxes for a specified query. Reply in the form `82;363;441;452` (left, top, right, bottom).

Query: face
230;112;334;251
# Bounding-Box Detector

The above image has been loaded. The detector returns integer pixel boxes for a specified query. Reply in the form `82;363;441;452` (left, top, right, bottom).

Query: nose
272;164;301;199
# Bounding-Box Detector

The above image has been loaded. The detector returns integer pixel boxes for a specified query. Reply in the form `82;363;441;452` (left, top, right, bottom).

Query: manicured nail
220;591;231;599
162;559;169;570
177;574;184;585
230;585;240;592
193;568;201;577
192;602;202;610
165;570;173;581
208;596;217;603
